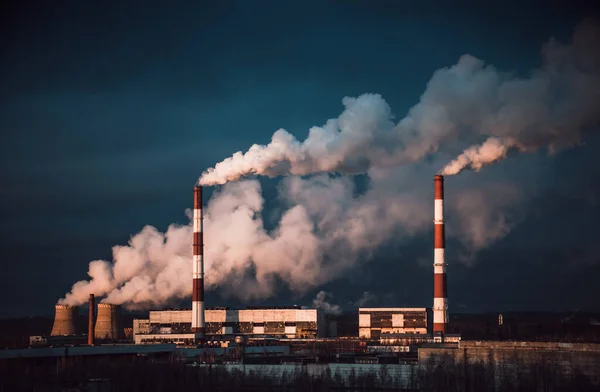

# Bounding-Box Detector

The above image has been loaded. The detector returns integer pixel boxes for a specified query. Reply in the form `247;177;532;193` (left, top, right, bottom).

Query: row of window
151;321;317;328
359;311;426;317
143;321;318;335
370;320;427;328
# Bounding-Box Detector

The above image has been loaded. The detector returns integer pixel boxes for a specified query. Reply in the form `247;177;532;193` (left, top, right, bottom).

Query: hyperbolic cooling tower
50;304;77;336
94;303;122;340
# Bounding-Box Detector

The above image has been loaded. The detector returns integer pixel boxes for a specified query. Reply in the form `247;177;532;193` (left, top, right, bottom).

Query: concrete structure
50;304;77;336
133;308;324;344
433;175;448;333
95;303;122;340
358;308;428;339
419;341;600;385
88;294;95;345
192;185;206;341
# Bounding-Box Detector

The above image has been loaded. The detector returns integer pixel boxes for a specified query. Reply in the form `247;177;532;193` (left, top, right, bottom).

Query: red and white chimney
433;175;448;334
192;185;206;340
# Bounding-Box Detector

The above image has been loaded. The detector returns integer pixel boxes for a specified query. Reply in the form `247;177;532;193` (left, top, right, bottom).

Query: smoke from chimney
440;137;523;176
58;19;599;309
200;18;599;185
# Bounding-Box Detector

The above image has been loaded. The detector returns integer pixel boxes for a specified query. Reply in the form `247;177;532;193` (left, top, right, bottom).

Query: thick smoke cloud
59;168;515;308
60;19;599;309
442;18;600;175
60;224;193;308
200;18;600;184
60;174;431;308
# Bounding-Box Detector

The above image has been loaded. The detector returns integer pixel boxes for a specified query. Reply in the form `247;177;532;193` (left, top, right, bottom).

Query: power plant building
133;307;325;344
358;308;429;339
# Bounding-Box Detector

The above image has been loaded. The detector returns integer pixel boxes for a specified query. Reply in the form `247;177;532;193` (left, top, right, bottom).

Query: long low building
133;307;325;344
359;308;430;339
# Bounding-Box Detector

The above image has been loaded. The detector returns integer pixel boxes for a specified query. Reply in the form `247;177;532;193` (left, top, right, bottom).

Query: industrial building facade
359;308;429;339
133;308;324;344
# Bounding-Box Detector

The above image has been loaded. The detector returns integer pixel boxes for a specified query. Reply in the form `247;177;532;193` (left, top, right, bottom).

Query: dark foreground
1;352;599;392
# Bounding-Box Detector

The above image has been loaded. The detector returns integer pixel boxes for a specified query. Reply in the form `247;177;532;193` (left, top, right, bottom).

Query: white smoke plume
440;18;600;175
59;175;430;308
59;19;599;309
440;137;523;175
200;18;600;185
447;183;524;260
59;224;193;308
312;291;342;315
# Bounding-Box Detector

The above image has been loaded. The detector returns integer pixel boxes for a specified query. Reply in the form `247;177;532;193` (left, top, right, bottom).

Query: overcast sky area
1;1;600;317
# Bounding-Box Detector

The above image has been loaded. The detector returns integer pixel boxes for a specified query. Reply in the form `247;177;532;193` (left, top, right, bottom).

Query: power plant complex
41;175;453;347
13;174;600;390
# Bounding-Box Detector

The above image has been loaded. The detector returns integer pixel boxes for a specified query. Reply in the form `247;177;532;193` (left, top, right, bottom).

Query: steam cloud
60;19;600;309
312;291;342;315
60;176;430;308
200;18;599;184
440;137;522;175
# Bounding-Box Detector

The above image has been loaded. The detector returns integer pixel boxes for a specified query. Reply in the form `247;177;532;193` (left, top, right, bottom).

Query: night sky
2;1;600;318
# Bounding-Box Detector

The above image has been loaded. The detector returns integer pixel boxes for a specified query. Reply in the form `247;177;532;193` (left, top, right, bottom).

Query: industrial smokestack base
433;175;448;334
50;304;77;336
94;303;122;341
192;185;206;341
88;294;95;345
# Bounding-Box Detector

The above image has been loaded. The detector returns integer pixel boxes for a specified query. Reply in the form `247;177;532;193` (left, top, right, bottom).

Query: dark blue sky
1;1;599;317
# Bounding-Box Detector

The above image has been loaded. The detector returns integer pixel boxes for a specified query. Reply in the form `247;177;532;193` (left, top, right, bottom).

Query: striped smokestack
192;185;206;340
433;175;448;334
88;294;95;345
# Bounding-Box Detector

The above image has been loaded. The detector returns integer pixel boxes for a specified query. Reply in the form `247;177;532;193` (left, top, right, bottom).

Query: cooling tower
88;294;95;345
94;303;122;340
50;304;77;336
433;175;448;334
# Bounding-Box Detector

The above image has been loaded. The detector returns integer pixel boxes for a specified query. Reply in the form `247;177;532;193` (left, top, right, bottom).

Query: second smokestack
433;175;448;334
192;185;206;341
88;294;95;345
